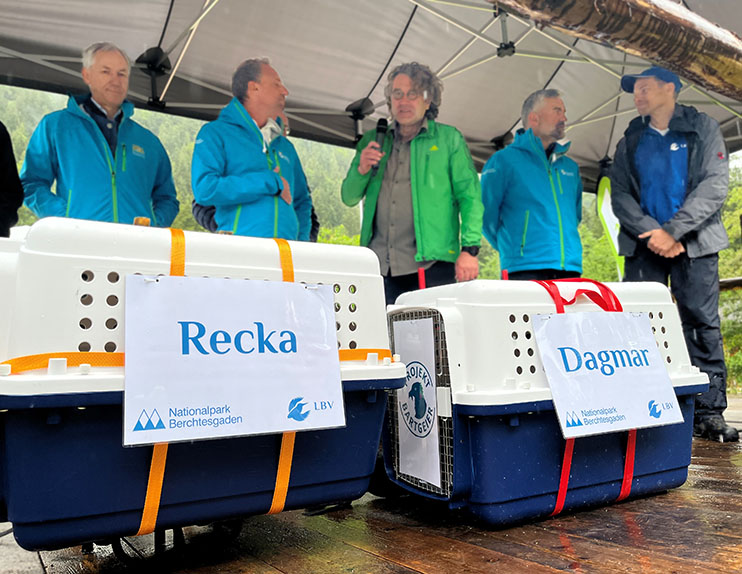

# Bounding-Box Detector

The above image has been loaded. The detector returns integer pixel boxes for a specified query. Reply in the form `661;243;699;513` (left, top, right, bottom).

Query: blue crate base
387;387;702;527
1;380;400;551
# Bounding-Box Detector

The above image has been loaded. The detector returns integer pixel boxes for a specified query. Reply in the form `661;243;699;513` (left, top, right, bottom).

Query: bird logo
287;397;309;421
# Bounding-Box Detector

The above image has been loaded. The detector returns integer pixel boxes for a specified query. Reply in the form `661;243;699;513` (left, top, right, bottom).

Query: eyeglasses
391;89;426;101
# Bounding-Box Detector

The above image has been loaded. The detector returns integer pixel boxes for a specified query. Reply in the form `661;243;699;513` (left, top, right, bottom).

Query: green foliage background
3;85;741;392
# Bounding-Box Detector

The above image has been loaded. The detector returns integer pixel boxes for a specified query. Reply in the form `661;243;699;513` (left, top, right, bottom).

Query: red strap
417;267;426;289
502;269;509;280
617;428;637;501
534;278;630;514
550;438;575;516
535;278;622;313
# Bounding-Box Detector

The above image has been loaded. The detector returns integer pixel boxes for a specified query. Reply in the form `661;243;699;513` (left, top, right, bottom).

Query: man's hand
276;167;292;204
638;228;684;257
357;141;385;176
455;251;479;282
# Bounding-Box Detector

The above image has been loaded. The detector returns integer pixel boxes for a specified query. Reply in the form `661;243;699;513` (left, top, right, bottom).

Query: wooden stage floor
3;436;742;574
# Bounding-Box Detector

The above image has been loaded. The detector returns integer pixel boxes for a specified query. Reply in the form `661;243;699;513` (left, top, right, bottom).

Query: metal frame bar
437;14;501;76
161;0;216;100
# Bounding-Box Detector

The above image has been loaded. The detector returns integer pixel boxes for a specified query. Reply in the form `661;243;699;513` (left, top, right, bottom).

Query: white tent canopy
1;0;740;187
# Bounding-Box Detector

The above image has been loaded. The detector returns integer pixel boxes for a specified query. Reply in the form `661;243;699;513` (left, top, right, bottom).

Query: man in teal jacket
481;89;582;279
21;42;179;227
191;59;311;240
341;62;483;304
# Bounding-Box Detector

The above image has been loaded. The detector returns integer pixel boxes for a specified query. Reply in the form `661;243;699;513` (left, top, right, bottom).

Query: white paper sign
124;275;345;446
533;312;682;438
393;318;441;488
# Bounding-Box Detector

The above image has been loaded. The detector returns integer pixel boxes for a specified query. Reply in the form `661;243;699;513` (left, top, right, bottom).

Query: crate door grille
388;309;454;498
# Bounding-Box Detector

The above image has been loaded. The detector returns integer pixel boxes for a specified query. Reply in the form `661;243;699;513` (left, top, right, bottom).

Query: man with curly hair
342;62;483;304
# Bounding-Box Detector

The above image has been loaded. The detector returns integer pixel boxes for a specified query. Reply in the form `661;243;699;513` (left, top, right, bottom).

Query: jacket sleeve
291;152;312;241
151;141;179;227
0;122;23;237
191;200;217;232
610;137;660;236
340;132;374;207
449;129;483;247
663;115;729;240
191;124;283;207
20;115;67;219
480;153;505;248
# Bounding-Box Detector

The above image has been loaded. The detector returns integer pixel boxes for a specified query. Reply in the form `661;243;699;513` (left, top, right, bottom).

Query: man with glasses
481;89;583;280
191;58;312;239
342;62;483;304
611;67;736;443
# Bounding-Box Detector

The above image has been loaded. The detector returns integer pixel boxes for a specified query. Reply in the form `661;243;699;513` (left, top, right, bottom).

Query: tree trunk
489;0;742;101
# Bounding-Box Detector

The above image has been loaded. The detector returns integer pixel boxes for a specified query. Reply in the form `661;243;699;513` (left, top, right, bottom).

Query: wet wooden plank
23;437;742;573
274;510;565;574
348;494;733;574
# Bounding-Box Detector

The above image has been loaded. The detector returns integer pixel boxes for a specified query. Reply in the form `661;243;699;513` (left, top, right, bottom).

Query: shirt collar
85;95;123;122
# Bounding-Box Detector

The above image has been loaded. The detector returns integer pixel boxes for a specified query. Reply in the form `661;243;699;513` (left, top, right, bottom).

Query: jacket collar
68;93;134;121
624;103;700;138
390;117;436;141
513;127;571;160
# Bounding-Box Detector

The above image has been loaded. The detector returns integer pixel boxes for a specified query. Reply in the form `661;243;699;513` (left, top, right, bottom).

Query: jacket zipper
548;169;565;269
530;135;566;269
520;210;530;256
232;205;242;234
273;195;279;237
65;189;72;217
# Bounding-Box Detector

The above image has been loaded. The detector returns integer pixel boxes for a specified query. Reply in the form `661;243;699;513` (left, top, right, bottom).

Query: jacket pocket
520;210;530;256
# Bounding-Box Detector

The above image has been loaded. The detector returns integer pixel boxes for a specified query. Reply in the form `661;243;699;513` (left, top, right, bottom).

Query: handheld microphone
370;118;388;177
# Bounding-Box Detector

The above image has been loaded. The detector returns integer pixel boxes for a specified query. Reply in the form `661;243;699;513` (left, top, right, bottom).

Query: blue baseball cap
620;66;682;93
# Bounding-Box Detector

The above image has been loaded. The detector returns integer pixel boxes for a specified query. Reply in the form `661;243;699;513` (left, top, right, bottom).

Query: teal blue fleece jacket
481;128;583;274
191;98;311;240
21;95;178;227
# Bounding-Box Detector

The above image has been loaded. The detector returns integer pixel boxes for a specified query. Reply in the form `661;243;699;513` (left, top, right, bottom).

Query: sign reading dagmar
124;275;344;446
533;312;682;438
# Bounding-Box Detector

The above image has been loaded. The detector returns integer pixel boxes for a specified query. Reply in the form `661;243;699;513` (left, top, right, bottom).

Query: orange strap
338;348;392;362
135;443;169;535
136;228;186;535
268;238;297;514
0;351;124;373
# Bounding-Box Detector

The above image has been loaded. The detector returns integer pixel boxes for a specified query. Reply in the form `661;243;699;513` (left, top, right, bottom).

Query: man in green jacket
341;62;483;304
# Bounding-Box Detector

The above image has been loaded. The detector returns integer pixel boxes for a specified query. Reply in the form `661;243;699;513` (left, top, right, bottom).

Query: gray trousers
624;247;727;420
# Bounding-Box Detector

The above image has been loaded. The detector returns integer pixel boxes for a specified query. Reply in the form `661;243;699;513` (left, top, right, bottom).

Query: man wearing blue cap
611;66;736;442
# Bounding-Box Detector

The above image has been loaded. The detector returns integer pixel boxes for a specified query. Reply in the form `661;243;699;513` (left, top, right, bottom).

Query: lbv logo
648;400;662;419
287;397;309;421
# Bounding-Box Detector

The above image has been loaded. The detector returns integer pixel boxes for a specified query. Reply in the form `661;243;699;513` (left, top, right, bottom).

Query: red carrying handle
535;278;623;313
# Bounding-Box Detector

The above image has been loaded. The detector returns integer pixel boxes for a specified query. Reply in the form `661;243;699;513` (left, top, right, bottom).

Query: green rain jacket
341;119;483;264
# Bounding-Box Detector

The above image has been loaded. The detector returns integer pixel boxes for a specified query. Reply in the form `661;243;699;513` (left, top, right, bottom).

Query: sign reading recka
178;321;297;355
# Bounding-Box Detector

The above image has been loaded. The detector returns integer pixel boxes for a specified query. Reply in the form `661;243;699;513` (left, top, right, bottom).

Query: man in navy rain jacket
481;89;582;280
191;59;311;240
611;67;736;443
21;42;179;227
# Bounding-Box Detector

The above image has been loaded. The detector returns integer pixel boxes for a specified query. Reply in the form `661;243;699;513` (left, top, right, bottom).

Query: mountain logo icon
565;411;583;428
133;409;166;431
